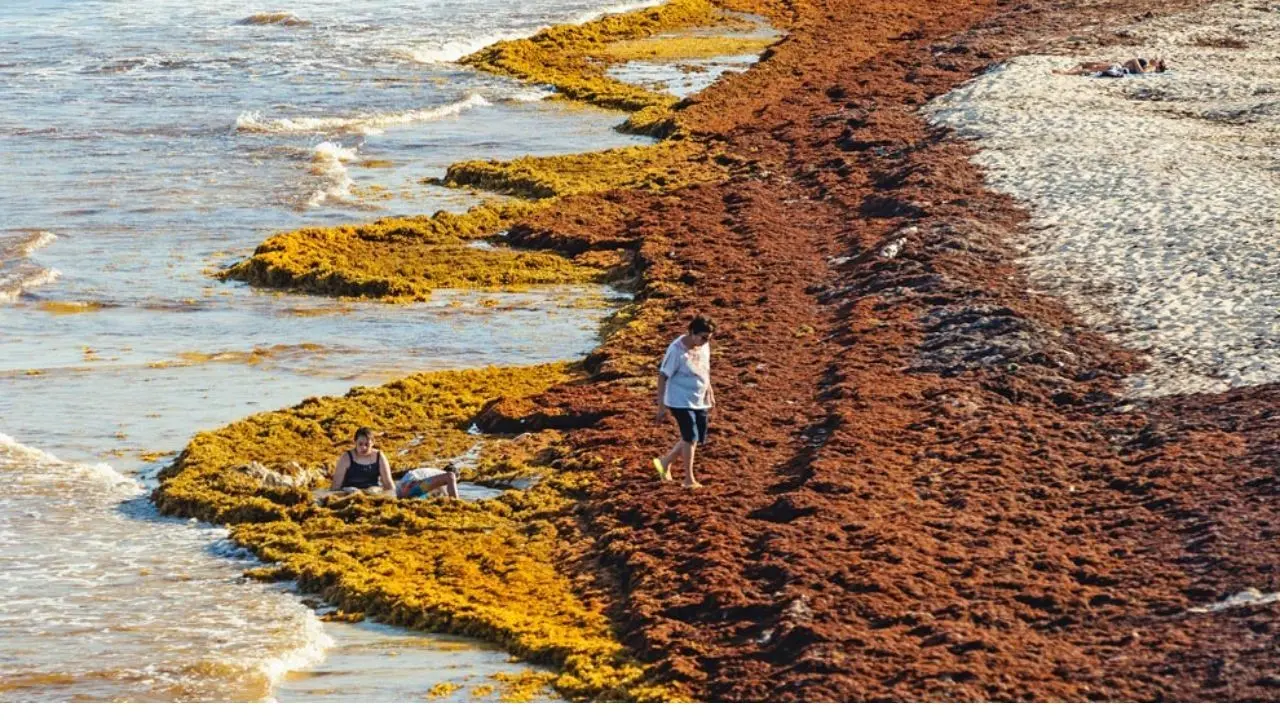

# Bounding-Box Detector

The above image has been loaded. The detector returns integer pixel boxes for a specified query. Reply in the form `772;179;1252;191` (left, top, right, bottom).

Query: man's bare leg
682;441;701;488
658;440;685;480
426;472;459;499
1055;61;1112;75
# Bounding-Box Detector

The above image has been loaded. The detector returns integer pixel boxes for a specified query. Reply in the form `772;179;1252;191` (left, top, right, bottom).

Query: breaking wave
502;88;557;103
569;0;666;25
0;231;60;303
398;1;663;65
0;431;141;497
235;93;490;136
1;229;55;260
0;433;333;702
395;33;530;65
304;141;359;208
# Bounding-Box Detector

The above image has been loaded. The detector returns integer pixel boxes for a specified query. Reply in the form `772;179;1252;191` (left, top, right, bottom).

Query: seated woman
330;427;395;493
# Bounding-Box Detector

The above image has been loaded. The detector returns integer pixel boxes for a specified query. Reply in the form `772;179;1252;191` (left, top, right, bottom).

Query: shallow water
0;434;330;702
0;285;622;470
609;52;762;98
275;621;548;702
0;0;657;702
605;15;778;98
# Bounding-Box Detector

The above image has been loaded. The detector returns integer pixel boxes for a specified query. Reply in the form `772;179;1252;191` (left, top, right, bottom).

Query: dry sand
928;1;1280;397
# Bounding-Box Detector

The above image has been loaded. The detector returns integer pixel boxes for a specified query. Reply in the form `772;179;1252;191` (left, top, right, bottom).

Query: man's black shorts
670;407;708;444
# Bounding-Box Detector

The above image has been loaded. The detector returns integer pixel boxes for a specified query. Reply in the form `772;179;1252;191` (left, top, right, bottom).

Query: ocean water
0;0;668;702
0;434;333;702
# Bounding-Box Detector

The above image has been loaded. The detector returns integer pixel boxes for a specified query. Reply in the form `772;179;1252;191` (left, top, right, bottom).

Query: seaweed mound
220;204;602;300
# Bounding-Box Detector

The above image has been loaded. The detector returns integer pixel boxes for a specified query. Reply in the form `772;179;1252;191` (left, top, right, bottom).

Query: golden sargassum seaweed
219;143;727;300
220;203;603;301
219;0;768;299
426;681;461;700
593;34;774;62
442;141;729;200
153;364;686;701
460;0;723;116
459;0;774;136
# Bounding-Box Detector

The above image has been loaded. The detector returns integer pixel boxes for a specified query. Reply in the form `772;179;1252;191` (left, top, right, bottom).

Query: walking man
653;315;715;488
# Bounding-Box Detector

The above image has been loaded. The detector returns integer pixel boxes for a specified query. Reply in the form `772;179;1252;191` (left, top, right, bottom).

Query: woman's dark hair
443;463;458;474
688;315;715;336
353;427;374;442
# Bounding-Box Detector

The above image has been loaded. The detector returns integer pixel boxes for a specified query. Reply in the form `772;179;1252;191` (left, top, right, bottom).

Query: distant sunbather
1057;57;1167;77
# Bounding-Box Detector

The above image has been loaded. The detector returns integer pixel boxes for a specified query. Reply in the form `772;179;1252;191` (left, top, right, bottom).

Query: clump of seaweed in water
426;681;461;700
461;0;756;136
461;0;717;111
220;203;602;301
441;141;730;200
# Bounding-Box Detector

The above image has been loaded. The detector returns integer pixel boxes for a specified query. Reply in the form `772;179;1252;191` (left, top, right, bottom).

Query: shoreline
151;1;786;702
0;0;762;702
154;0;1280;702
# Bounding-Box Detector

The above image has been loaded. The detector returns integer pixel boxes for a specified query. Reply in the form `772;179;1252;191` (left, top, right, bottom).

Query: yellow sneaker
652;457;670;482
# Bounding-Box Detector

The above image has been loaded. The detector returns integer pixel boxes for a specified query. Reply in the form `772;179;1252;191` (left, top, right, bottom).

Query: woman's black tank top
342;450;382;489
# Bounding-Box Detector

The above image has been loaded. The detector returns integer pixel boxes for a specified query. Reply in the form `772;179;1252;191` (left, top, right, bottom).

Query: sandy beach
134;0;1280;702
928;1;1280;398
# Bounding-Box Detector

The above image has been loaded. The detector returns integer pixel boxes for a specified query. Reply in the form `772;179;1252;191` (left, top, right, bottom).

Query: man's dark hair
443;463;458;475
688;315;715;336
354;427;374;442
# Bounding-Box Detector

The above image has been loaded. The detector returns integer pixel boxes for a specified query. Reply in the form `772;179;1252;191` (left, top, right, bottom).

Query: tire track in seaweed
778;67;1172;698
487;171;847;689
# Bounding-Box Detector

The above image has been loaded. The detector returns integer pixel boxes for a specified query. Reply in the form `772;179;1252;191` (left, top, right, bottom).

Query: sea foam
257;611;335;696
304;141;359;208
398;0;663;65
0;231;60;303
235;93;490;136
568;0;666;26
0;432;334;702
0;432;141;496
395;33;531;65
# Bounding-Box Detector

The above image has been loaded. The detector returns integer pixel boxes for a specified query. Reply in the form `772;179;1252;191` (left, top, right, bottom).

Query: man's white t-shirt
659;335;711;410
